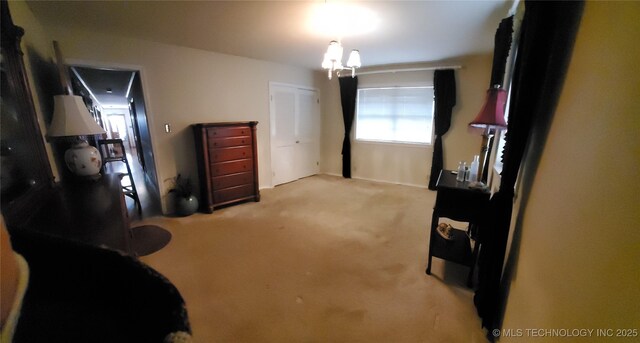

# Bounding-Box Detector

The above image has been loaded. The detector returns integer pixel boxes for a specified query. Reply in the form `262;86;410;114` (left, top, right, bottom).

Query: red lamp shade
469;87;508;129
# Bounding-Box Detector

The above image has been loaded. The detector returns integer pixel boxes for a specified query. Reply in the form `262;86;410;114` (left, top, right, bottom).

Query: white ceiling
27;0;512;71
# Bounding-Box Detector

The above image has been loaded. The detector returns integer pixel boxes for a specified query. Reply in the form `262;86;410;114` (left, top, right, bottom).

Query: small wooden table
426;170;490;286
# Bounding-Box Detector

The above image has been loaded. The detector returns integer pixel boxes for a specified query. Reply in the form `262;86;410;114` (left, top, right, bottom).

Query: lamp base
64;140;102;179
477;131;494;182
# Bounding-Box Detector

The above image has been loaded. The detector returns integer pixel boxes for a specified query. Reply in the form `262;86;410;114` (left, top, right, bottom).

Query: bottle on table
456;161;466;182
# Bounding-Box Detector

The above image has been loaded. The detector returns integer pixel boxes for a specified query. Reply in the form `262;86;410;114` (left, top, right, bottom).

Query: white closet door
270;84;320;187
295;89;320;179
271;85;297;186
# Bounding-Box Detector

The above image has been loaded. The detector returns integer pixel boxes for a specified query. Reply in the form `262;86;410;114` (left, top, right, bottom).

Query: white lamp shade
48;95;106;137
326;40;343;62
322;52;332;69
347;50;361;68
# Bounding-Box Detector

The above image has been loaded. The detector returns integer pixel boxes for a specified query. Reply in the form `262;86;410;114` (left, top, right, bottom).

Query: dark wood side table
426;170;490;286
13;173;132;255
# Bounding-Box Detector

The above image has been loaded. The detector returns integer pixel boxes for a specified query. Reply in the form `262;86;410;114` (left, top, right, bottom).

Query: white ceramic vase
65;141;102;177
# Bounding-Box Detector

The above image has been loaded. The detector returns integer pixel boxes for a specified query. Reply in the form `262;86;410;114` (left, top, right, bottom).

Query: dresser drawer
213;184;255;204
209;136;251;149
211;159;253;176
209;146;252;163
211;172;254;190
207;126;251;139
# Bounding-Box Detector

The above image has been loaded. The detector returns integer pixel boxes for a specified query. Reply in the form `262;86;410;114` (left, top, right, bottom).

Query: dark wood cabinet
19;174;133;255
193;122;260;212
1;1;55;227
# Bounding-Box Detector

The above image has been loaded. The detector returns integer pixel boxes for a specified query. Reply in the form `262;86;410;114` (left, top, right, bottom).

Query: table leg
466;235;480;287
426;208;439;275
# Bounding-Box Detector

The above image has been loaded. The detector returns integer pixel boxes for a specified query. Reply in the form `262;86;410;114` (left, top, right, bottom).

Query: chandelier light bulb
321;41;362;79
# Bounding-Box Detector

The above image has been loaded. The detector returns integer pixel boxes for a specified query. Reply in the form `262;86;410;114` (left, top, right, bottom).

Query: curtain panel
338;76;358;178
474;1;584;338
490;16;515;88
428;69;456;189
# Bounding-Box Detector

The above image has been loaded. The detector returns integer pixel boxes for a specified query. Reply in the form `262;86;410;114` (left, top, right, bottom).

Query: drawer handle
241;140;245;144
242;152;246;156
241;130;245;134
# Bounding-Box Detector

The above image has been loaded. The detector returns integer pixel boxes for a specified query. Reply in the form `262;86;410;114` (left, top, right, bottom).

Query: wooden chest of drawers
192;122;260;212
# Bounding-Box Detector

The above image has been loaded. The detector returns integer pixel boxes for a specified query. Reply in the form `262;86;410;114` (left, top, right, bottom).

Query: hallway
102;149;162;221
68;65;162;220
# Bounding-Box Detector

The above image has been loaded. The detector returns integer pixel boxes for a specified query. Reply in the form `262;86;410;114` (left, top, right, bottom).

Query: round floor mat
131;225;172;256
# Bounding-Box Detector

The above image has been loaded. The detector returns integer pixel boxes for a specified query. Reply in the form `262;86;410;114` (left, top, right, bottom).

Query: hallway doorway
69;66;161;218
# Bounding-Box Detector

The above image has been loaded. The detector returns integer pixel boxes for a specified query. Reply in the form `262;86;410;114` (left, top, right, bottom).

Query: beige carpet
139;175;487;342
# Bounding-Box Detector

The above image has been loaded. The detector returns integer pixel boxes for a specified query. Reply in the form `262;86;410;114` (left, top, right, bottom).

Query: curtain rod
357;65;463;76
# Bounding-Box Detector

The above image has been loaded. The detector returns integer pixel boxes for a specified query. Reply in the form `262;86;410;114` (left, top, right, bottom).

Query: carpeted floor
139;174;488;342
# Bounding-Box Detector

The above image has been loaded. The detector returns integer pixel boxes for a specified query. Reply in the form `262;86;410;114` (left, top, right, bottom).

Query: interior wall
13;0;493;208
320;55;493;187
500;1;640;338
24;19;322;213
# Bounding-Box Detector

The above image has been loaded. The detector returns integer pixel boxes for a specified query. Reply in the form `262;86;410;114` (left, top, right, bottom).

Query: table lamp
48;95;106;179
468;85;508;182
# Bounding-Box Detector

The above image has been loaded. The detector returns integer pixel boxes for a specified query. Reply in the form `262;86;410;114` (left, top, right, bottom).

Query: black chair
98;139;142;215
9;229;191;342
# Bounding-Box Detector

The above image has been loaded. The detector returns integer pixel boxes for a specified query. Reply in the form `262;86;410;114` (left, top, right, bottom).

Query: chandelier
321;40;361;80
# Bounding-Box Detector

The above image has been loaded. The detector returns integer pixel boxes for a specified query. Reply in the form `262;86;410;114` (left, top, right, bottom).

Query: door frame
268;82;321;188
66;59;161;198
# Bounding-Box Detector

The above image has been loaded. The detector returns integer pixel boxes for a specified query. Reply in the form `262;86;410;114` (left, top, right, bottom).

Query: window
355;87;434;145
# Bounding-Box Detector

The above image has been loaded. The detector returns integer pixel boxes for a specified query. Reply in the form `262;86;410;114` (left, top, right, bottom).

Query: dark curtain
474;1;584;337
338;76;358;178
490;16;514;88
428;69;456;189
